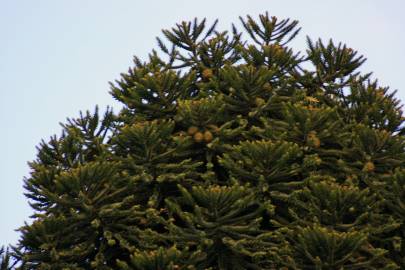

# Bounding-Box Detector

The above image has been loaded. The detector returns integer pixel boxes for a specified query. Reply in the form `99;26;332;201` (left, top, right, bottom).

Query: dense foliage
6;12;405;269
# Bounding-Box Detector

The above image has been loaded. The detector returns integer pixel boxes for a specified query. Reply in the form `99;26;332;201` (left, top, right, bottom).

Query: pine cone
203;130;213;143
187;126;199;135
194;132;204;143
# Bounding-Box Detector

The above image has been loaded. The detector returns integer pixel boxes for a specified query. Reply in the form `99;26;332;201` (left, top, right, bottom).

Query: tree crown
4;12;405;269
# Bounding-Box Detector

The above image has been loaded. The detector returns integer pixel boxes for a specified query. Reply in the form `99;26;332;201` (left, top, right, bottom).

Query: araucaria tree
8;12;405;269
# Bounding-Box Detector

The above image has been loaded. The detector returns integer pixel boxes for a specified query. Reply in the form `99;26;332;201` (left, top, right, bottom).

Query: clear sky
1;0;404;246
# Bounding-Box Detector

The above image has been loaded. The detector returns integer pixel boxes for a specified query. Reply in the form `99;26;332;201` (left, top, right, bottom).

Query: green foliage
165;184;274;269
379;170;405;267
344;80;403;131
306;38;366;86
11;12;405;270
286;225;397;270
219;140;302;197
0;247;14;270
117;246;205;270
18;162;151;269
288;179;385;230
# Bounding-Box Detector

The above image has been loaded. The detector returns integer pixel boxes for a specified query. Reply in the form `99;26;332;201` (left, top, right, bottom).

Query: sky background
1;0;404;246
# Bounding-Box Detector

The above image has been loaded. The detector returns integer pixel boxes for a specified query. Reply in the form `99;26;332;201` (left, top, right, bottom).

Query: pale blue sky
1;0;404;246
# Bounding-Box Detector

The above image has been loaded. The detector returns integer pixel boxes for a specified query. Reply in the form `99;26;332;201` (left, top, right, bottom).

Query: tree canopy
3;12;405;269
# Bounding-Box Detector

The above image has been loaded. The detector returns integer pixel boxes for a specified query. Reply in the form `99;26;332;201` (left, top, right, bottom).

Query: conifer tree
10;12;405;269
